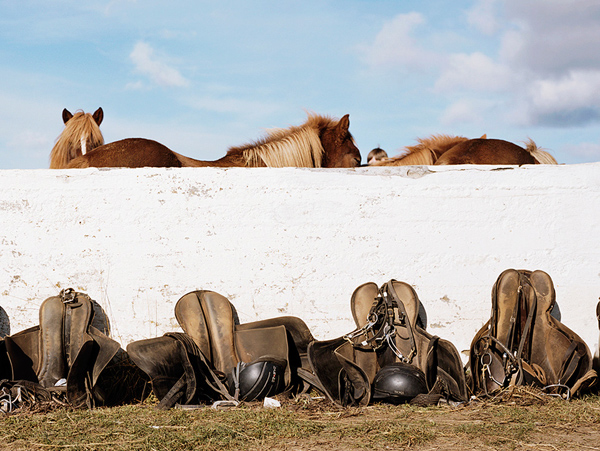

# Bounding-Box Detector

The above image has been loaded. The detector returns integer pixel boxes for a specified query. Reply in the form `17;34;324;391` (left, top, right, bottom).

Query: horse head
50;107;104;169
319;114;361;168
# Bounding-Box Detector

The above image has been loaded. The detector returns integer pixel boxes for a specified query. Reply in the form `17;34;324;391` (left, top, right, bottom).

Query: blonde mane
524;138;558;164
376;134;469;166
229;113;331;167
50;111;104;169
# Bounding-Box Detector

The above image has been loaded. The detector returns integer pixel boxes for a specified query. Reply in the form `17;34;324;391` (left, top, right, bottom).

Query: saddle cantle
469;269;596;398
127;290;314;409
305;280;468;406
0;289;123;407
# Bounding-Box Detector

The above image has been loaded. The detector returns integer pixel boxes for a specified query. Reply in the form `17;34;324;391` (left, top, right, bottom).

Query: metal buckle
60;288;76;304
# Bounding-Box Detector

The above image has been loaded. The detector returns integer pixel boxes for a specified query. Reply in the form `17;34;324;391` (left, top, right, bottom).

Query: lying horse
52;109;361;168
50;108;104;169
374;134;557;166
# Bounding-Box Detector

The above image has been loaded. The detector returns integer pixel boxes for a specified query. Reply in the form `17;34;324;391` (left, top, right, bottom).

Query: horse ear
337;114;350;133
62;109;73;124
93;107;104;126
480;134;487;139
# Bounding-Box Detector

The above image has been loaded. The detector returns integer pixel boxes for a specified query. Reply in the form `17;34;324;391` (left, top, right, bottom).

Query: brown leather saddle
469;269;596;398
0;289;122;407
304;280;468;406
127;290;314;409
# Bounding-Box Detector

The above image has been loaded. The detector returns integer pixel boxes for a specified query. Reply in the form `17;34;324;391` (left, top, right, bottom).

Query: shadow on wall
0;306;9;337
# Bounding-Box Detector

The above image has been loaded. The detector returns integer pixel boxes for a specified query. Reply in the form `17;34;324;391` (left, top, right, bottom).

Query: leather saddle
304;280;468;406
0;289;122;407
127;290;314;409
469;269;596;398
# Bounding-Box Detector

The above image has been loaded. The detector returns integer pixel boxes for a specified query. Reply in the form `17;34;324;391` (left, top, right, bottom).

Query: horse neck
235;126;324;167
173;152;246;167
382;148;436;165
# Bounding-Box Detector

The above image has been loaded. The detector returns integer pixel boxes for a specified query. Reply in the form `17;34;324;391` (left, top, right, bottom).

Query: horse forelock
229;114;334;167
50;111;104;168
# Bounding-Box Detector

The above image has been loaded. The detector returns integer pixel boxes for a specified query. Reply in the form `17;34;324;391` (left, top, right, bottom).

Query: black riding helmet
231;357;286;401
371;362;428;404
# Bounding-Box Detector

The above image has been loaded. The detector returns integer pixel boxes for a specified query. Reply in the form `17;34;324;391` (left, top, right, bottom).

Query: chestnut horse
374;134;557;166
53;110;361;169
50;108;104;169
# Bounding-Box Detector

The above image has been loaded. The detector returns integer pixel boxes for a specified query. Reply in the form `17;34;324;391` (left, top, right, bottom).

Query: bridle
344;280;417;364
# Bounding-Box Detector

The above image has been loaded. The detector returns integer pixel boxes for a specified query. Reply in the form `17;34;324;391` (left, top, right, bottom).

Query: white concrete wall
0;164;599;360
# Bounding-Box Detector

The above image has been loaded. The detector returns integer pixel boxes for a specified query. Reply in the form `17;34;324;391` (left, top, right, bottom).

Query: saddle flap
37;295;67;386
175;290;239;373
174;291;212;361
385;280;421;336
307;337;372;406
65;292;95;366
3;327;40;382
426;336;468;401
127;335;202;407
529;270;593;391
236;316;314;355
234;325;291;388
234;325;289;363
385;280;427;365
491;268;523;349
350;282;379;328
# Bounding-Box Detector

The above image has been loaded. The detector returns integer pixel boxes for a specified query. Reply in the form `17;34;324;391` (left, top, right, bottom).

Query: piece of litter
54;378;67;387
211;400;239;410
175;404;205;410
263;397;281;408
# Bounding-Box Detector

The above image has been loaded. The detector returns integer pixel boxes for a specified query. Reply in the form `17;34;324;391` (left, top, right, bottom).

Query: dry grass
1;388;600;451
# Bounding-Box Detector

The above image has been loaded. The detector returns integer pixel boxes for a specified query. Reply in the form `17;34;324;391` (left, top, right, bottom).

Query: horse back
435;139;537;165
67;138;183;168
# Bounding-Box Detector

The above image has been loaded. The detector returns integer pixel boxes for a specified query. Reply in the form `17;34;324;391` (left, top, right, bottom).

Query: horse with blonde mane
55;109;361;169
50;108;104;169
374;134;557;166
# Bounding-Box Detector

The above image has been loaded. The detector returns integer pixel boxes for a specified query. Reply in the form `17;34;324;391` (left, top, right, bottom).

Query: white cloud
358;13;436;70
185;96;281;117
525;70;600;126
440;99;491;126
129;41;189;88
501;0;600;75
466;0;501;36
434;52;514;93
437;1;600;128
560;141;600;160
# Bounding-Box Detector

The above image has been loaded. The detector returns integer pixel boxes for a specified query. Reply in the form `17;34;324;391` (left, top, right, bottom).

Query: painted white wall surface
0;164;598;361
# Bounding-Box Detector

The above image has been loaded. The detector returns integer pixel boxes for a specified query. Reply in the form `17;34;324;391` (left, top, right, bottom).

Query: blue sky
1;0;600;168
